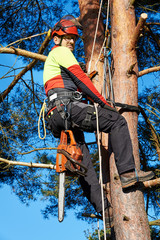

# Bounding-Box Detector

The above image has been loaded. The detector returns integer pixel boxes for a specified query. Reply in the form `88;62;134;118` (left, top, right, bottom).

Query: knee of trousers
114;114;128;128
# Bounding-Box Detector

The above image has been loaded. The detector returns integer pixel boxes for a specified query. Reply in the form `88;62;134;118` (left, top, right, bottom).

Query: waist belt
47;90;86;130
47;90;95;132
48;91;83;103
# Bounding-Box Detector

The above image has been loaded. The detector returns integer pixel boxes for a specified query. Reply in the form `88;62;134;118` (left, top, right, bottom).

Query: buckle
72;91;82;101
49;93;57;102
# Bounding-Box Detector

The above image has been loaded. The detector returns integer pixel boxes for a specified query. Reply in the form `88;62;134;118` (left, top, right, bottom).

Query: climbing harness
48;89;97;132
48;89;84;130
48;90;83;103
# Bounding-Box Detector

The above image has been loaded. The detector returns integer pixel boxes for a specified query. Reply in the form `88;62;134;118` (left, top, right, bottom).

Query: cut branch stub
129;13;148;50
126;62;137;77
143;178;160;188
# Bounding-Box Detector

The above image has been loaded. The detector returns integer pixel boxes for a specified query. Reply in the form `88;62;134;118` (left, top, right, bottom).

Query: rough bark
110;0;151;239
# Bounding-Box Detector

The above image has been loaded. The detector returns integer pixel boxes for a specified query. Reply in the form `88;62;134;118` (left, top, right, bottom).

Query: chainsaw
56;130;87;222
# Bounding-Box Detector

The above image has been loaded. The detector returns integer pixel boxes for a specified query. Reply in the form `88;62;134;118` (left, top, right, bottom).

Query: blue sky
0;185;93;240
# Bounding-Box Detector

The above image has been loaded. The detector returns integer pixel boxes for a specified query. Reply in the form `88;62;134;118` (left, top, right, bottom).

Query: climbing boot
120;170;155;189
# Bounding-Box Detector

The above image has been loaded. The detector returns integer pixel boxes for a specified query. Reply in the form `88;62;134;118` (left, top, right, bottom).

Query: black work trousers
48;101;135;213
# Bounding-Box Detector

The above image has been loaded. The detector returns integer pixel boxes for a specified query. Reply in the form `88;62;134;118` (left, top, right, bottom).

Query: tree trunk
78;0;111;181
109;0;151;239
78;0;104;87
79;0;151;239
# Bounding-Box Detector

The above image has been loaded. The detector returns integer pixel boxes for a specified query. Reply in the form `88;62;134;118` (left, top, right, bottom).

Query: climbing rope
94;103;107;240
88;0;103;73
95;0;110;68
88;1;111;239
38;98;47;140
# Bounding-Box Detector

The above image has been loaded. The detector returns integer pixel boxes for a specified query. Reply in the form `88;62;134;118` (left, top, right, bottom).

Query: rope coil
38;98;47;140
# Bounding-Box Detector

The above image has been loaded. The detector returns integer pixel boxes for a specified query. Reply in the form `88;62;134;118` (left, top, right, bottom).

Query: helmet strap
59;36;63;46
54;35;63;46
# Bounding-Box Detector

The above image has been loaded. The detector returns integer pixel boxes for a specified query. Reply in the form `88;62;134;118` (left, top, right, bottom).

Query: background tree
0;0;159;239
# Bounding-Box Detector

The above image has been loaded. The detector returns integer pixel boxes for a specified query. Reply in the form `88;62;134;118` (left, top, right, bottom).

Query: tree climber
43;15;154;227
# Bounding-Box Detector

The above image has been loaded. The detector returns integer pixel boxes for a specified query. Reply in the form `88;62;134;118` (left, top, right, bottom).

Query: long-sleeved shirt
43;45;111;108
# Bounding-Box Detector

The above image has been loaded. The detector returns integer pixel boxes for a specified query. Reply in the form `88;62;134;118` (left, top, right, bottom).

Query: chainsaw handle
65;130;77;146
57;149;87;176
60;131;67;145
60;130;77;146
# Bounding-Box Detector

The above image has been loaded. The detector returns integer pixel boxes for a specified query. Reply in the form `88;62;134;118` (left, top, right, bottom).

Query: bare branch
6;32;48;48
138;65;160;77
0;32;50;102
0;157;56;170
130;13;148;50
18;147;57;155
0;47;46;62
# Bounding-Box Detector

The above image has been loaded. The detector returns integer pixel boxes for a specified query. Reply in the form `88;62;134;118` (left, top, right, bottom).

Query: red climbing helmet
51;15;82;38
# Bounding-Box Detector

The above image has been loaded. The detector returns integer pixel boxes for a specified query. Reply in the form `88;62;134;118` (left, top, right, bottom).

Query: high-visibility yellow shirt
43;45;110;107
